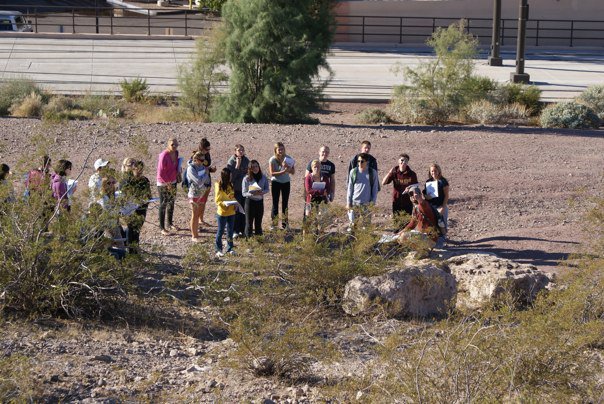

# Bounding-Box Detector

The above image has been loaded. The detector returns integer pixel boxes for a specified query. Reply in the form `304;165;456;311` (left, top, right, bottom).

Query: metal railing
334;15;604;47
0;5;218;37
0;5;603;47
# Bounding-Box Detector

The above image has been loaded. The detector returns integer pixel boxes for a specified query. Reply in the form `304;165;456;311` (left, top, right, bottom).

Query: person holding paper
88;157;110;203
305;146;336;202
156;138;180;235
268;142;295;230
120;160;151;252
186;152;211;242
194;138;217;228
382;153;418;217
424;163;450;230
304;159;331;234
226;144;250;237
242;160;270;237
214;168;237;257
51;159;73;212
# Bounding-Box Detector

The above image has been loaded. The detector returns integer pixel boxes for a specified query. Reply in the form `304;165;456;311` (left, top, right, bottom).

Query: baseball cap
94;158;109;171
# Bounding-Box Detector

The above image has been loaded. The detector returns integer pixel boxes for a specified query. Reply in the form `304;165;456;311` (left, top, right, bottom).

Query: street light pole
488;0;502;66
511;0;530;83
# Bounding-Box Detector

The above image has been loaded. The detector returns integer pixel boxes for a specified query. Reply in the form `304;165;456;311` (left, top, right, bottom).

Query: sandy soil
2;103;602;272
0;103;603;401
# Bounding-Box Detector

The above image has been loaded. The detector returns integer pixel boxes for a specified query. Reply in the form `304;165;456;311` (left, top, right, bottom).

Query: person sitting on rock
397;186;438;250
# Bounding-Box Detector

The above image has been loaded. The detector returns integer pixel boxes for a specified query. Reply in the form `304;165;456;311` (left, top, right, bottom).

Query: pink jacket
156;150;179;185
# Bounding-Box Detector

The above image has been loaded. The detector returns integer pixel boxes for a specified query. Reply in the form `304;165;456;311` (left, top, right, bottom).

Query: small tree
213;0;335;123
178;25;228;119
391;20;478;124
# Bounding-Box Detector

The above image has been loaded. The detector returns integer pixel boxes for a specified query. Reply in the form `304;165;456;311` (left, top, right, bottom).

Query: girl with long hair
242;159;269;237
268;142;295;229
214;168;237;257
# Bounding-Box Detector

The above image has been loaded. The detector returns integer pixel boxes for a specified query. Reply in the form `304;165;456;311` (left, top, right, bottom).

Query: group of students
0;137;450;258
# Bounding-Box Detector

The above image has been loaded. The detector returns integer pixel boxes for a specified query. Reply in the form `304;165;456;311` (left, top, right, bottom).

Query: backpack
350;167;376;199
416;203;447;237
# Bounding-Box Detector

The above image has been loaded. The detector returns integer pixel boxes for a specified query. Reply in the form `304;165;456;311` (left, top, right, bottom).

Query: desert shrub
391;20;479;125
120;77;149;103
356;107;392;124
459;75;498;105
198;0;226;13
9;92;44;117
0;78;47;116
0;355;39;401
178;28;228;119
78;93;124;118
577;84;604;120
42;96;92;121
465;100;530;124
0;186;135;318
491;82;542;114
540;101;600;129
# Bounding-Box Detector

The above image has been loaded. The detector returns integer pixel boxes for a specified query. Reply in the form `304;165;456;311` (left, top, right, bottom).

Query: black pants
271;180;290;228
393;196;413;216
158;185;176;230
127;208;147;251
244;198;264;237
234;190;246;234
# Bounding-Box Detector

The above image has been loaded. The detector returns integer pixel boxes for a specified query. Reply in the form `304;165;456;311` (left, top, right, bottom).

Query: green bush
540;101;600;129
356;107;392;124
0;78;47;116
198;0;227;13
577;84;604;120
491;82;542;114
0;186;135;318
391;20;479;124
77;93;123;118
213;0;334;123
459;75;498;105
120;77;149;103
178;29;227;119
9;92;44;118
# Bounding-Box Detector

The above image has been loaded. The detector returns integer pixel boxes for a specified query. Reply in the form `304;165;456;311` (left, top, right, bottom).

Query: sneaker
227;250;236;255
161;229;171;236
215;251;224;258
169;225;180;232
233;233;242;239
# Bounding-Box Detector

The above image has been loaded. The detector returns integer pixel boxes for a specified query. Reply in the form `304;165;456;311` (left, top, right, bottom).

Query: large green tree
213;0;334;123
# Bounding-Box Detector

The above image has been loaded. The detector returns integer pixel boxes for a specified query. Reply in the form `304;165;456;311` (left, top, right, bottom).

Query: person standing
347;140;378;184
186;152;210;242
242;160;269;238
195;138;217;228
304;159;331;235
268;142;295;230
51;159;73;212
346;153;378;230
156;138;180;236
214;168;237;257
226;144;250;237
305;145;336;202
120;160;151;252
89;158;110;203
382;153;418;217
25;155;52;197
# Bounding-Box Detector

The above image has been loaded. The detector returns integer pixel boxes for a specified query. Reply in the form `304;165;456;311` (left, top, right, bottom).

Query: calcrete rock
446;253;551;310
342;264;456;318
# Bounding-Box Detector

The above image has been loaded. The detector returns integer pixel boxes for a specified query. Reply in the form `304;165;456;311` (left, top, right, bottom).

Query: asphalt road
1;36;603;101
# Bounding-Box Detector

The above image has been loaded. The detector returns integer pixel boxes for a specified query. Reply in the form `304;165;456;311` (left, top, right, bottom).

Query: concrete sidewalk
1;36;602;101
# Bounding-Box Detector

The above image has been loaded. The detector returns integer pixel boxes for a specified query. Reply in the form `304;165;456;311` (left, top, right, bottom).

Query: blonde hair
121;157;136;173
273;142;285;162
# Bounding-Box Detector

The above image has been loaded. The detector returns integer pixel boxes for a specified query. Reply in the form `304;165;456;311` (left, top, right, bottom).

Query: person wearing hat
397;186;438;248
89;158;110;203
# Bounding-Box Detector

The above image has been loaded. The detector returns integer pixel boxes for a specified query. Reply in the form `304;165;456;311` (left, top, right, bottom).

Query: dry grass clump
9;92;44;118
464;100;530;124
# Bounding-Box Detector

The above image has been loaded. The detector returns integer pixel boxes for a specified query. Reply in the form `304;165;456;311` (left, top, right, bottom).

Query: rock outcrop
446;253;551;310
342;264;456;318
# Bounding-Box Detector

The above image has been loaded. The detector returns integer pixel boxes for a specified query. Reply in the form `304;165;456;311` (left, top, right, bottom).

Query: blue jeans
215;214;235;252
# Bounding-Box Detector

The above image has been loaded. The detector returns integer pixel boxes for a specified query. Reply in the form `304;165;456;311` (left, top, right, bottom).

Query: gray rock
342;264;456;318
91;355;113;363
446;253;552;310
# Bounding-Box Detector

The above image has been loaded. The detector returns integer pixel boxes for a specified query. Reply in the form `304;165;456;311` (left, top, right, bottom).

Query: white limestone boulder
342;264;456;318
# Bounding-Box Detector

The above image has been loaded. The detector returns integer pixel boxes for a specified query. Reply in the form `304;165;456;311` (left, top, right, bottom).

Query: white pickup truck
0;11;33;32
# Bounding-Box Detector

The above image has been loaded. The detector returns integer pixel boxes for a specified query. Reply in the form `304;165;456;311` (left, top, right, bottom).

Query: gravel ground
0;104;603;401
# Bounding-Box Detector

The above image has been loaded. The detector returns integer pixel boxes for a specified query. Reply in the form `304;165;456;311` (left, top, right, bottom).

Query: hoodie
51;173;68;210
